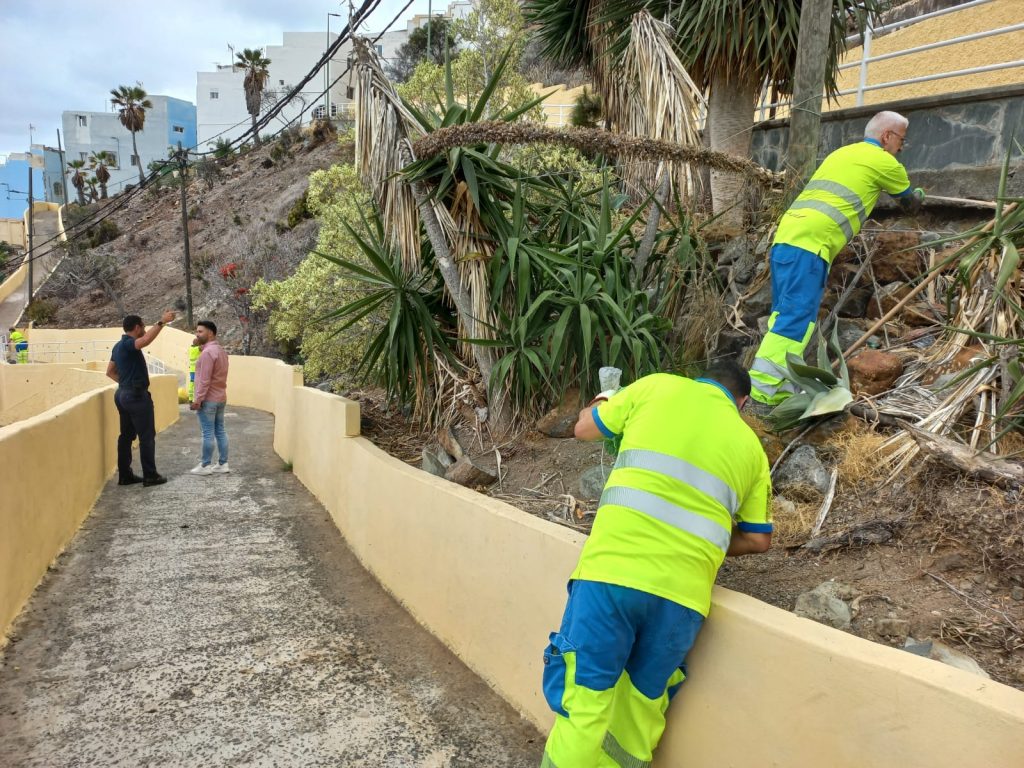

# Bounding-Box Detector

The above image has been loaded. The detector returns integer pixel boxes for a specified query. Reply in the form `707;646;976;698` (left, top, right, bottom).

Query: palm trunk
131;130;145;186
75;184;85;206
100;182;108;199
252;113;261;146
707;72;759;236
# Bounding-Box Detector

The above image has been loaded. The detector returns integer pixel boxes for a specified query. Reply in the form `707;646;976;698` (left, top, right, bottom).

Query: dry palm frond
617;11;705;203
878;201;1024;478
411;122;780;187
353;39;458;271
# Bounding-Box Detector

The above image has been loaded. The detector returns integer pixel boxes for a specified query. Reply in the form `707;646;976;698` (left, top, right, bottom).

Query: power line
2;0;415;283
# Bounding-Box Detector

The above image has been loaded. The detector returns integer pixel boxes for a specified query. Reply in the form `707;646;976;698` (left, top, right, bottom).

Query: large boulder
794;582;854;630
873;231;922;284
774;445;831;498
848;349;904;396
445;456;497;487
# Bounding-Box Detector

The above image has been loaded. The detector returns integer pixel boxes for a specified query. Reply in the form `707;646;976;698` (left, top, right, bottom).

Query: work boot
118;473;143;486
143;474;168;487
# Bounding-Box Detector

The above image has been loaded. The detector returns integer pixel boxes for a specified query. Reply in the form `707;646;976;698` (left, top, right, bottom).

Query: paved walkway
0;207;62;330
0;407;542;767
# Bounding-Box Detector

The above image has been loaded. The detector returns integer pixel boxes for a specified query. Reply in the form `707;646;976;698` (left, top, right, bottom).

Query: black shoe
118;474;143;486
143;474;168;487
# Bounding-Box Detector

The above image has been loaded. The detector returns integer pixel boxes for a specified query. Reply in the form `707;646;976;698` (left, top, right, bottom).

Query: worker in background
9;327;28;364
748;110;925;412
540;360;772;768
187;336;202;401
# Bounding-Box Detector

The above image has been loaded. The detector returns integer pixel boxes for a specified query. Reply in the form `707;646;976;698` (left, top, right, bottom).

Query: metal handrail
759;0;1021;117
8;339;168;373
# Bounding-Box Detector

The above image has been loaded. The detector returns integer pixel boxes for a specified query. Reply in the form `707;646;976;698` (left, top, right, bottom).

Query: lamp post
326;12;341;121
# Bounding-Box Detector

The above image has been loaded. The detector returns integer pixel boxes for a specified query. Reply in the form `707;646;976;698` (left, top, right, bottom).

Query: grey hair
864;111;908;140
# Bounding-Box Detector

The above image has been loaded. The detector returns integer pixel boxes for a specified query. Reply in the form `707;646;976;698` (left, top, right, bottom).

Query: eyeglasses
886;129;907;148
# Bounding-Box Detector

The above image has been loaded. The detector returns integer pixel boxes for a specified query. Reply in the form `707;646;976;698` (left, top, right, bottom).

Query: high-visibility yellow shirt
774;140;911;264
573;373;772;616
10;331;26;344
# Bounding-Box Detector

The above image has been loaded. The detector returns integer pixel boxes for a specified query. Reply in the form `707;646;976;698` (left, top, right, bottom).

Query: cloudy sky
0;0;434;155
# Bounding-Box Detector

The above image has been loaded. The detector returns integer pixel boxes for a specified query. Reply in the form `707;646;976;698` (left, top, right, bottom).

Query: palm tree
525;0;878;232
110;83;153;186
235;48;272;146
86;176;100;204
89;151;114;199
67;159;88;205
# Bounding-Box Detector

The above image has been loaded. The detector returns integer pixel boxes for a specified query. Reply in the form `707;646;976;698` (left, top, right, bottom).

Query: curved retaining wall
231;356;1024;767
0;375;178;642
7;332;1024;765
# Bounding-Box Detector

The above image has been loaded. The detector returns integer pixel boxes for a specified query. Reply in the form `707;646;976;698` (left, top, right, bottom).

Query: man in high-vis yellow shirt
749;110;925;408
540;360;772;768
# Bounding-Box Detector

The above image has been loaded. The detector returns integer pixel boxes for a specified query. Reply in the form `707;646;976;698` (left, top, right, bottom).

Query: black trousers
114;388;157;478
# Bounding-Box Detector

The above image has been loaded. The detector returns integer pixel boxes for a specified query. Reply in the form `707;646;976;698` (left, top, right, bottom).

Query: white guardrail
758;0;1022;119
2;337;167;374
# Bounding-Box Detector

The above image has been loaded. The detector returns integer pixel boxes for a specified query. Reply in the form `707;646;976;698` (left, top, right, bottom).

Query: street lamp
327;12;342;122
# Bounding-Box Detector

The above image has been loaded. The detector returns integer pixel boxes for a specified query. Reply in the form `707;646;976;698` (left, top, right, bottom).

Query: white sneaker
190;463;214;476
212;462;231;474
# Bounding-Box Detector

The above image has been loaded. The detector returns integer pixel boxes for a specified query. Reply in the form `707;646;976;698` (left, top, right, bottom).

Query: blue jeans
197;401;228;466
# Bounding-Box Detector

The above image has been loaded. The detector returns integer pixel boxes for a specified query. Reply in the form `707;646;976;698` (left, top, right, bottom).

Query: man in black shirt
106;310;176;486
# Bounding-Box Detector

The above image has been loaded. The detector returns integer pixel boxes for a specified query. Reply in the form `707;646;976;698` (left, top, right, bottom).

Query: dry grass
771;497;819;547
831;426;889;490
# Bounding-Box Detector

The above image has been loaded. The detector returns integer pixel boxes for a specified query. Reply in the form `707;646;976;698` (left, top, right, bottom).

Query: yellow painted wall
270;375;1024;767
0;219;25;249
0;261;27;305
0;364;112;426
8;333;1024;765
0;375;178;642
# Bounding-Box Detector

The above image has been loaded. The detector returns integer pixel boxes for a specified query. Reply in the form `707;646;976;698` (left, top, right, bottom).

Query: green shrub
286;191;311;229
26;298;58;325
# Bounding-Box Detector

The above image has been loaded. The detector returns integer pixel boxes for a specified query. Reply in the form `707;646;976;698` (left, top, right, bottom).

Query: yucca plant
525;0;878;230
313;209;456;411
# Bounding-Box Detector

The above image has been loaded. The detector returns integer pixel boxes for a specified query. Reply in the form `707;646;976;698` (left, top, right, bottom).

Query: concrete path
0;207;62;330
0;406;543;767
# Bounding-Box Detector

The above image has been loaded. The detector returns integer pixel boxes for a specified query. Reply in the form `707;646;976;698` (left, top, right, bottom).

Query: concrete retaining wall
751;84;1024;199
6;332;1024;765
0;363;109;426
226;357;1024;767
0;375;178;642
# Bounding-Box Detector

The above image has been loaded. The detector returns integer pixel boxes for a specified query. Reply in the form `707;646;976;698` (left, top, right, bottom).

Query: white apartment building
62;96;197;196
195;2;480;149
197;32;371;149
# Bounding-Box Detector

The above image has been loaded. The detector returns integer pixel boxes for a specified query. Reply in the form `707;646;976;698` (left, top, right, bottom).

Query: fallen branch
810;469;839;537
900;422;1024;489
804;517;905;553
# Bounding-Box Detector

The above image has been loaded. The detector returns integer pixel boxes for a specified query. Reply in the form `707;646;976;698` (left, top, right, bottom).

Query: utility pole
785;0;834;203
174;142;194;327
27;162;34;306
327;12;341;120
56;129;68;207
427;0;432;62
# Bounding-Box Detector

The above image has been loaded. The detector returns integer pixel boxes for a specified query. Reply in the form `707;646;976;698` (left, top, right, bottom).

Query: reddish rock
536;389;582;438
848;349;904;396
873;231;923;284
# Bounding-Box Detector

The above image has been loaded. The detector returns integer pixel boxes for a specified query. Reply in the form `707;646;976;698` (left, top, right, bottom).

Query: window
279;79;285;85
79;152;89;162
312;105;326;120
173;125;184;133
375;44;383;56
109;154;119;169
131;155;140;167
346;86;355;100
210;91;219;99
77;115;87;127
330;103;338;118
53;182;63;198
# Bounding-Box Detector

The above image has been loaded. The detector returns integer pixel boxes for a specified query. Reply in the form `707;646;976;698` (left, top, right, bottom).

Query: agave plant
766;326;853;432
